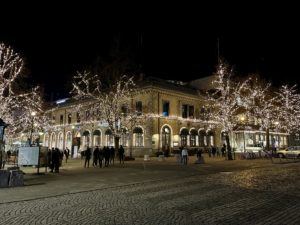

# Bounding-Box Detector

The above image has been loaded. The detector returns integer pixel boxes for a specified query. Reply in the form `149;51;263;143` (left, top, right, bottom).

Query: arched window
133;127;143;147
190;129;197;147
44;133;49;147
221;131;227;144
207;130;214;147
105;129;114;147
93;130;101;147
66;132;72;150
50;133;56;149
120;128;129;147
199;129;206;147
82;130;90;147
180;128;189;147
58;132;64;150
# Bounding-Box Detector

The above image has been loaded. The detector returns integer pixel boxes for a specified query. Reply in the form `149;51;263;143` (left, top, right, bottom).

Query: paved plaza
0;155;299;224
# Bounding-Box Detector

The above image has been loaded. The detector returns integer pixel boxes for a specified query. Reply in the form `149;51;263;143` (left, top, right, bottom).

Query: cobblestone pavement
0;159;299;225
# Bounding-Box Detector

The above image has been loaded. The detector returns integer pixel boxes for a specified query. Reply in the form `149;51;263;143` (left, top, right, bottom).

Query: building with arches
40;76;288;157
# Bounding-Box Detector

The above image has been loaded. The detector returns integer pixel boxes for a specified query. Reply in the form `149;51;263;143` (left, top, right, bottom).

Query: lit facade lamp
0;118;9;169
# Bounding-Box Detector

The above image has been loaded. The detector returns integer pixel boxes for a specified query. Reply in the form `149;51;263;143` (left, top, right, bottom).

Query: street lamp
29;111;36;146
0;118;9;169
240;116;246;152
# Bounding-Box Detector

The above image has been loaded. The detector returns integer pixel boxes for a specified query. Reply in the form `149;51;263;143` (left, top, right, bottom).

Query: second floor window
136;101;142;116
85;110;90;121
68;114;72;124
60;115;64;125
76;112;81;123
182;104;194;119
162;101;169;117
121;105;128;117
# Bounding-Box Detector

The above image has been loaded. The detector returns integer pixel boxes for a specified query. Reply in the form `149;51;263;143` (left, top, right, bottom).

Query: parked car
277;146;300;158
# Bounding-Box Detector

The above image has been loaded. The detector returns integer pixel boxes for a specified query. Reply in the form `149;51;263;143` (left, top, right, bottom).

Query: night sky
1;4;299;101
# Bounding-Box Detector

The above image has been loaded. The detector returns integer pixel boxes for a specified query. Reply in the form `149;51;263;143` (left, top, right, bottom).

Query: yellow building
41;76;288;157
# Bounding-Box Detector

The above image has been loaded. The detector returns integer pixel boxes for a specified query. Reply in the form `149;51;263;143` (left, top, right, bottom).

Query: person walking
221;144;226;157
92;147;99;167
181;146;188;165
104;147;110;167
98;147;104;168
84;147;92;168
119;145;125;164
64;147;70;163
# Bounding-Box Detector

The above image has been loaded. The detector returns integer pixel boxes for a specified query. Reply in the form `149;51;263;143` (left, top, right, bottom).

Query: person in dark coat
48;148;53;171
52;148;60;173
64;147;70;163
98;147;104;168
104;147;110;167
110;146;115;165
84;147;92;168
92;147;99;166
118;145;125;164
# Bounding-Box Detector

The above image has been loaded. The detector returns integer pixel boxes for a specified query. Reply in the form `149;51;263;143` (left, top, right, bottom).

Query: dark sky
1;4;299;101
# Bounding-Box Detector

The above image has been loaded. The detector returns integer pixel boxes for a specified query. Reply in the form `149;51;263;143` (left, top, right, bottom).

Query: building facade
39;77;289;157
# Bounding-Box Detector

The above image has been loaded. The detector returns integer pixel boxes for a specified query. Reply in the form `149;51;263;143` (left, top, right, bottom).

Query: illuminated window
133;127;143;147
180;128;189;146
68;114;72;124
162;101;169;117
190;129;197;147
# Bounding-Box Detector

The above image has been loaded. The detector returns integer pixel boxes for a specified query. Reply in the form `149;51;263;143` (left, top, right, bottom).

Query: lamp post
0;118;9;169
29;111;36;146
240;116;246;152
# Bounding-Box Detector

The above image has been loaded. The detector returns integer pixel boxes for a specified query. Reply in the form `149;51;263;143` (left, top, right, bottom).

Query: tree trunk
129;131;133;158
225;134;233;160
114;136;120;153
266;127;270;151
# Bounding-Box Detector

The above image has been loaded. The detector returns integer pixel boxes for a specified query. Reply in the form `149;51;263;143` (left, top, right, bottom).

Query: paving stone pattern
0;164;299;225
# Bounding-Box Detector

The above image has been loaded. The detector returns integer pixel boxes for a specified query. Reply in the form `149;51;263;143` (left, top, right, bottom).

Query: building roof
188;75;217;91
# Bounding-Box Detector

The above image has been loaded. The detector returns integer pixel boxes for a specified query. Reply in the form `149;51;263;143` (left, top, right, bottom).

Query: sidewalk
0;154;295;204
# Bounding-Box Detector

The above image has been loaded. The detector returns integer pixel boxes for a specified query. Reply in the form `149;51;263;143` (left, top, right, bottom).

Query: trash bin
0;170;10;188
8;170;24;187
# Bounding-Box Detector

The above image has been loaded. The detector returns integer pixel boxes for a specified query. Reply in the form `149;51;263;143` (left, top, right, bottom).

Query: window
120;128;129;147
76;112;81;123
93;130;101;146
60;115;64;125
188;106;194;118
133;127;143;147
190;129;197;147
121;105;128;117
162;101;169;117
85;110;90;121
68;114;72;124
180;128;189;147
136;101;142;116
105;129;114;146
182;104;194;118
182;105;188;118
199;130;206;147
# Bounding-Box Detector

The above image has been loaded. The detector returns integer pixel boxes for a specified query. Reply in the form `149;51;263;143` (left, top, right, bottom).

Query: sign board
18;147;39;166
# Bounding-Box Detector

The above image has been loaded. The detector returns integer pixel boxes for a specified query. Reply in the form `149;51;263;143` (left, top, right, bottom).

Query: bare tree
0;42;49;138
207;62;251;160
71;71;147;155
